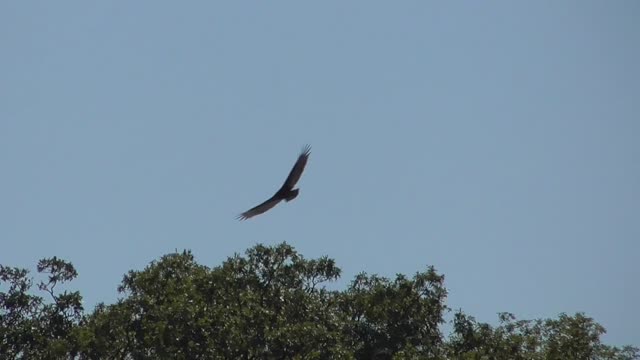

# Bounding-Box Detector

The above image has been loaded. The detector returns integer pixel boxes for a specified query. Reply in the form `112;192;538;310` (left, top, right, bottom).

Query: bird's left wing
236;195;282;221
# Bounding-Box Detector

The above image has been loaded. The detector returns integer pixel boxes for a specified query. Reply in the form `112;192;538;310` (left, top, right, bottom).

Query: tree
0;257;83;359
81;243;349;359
447;311;638;360
1;243;638;359
338;269;447;359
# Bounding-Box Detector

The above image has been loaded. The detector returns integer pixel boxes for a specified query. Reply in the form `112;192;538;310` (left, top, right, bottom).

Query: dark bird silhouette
237;145;311;221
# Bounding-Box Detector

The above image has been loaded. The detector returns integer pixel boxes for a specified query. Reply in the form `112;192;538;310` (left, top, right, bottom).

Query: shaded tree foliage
1;243;637;359
1;257;83;358
448;311;638;360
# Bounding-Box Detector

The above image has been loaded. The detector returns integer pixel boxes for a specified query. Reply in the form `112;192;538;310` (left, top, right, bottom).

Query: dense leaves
448;312;638;360
1;243;637;359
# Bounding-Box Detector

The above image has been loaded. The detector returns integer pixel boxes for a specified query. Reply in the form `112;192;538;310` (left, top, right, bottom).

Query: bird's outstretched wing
282;144;311;190
236;195;282;221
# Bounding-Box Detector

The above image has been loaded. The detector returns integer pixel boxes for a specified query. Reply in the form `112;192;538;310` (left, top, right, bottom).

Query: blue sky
1;1;639;346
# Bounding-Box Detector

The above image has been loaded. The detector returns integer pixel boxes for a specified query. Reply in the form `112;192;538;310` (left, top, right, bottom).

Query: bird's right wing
236;195;282;220
282;144;311;189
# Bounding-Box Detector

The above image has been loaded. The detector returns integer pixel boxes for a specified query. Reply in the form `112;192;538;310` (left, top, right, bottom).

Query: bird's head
284;188;299;202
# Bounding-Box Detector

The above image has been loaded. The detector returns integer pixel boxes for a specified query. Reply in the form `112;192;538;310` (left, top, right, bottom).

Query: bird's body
237;145;311;220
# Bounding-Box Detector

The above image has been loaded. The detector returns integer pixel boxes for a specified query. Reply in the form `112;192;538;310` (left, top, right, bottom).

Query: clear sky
1;1;638;347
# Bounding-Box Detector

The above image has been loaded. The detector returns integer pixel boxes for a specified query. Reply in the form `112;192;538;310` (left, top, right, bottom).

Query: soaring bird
237;145;311;221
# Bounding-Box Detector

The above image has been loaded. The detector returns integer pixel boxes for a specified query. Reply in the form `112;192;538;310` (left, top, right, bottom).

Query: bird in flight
237;145;311;221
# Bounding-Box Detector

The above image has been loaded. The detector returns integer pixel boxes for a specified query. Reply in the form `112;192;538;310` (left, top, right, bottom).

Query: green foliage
1;257;83;359
1;243;638;359
447;311;638;360
338;269;447;359
81;244;348;359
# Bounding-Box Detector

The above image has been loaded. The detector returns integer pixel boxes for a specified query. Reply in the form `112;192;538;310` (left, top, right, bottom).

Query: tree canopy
1;242;637;359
